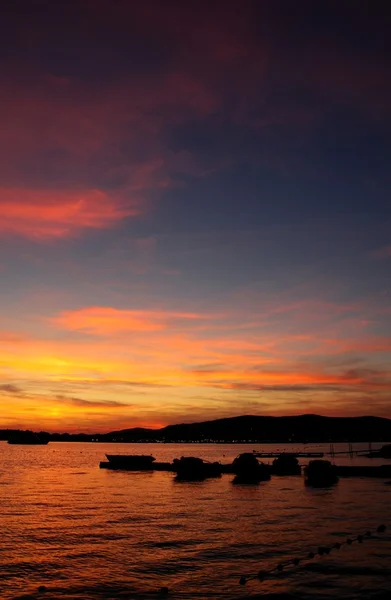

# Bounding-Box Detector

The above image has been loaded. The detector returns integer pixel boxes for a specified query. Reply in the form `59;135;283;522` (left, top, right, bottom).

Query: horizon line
1;413;389;436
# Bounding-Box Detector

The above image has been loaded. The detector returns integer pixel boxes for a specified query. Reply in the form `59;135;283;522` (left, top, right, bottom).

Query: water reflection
0;442;390;599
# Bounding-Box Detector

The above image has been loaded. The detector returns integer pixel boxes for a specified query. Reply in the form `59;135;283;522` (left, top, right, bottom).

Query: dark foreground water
1;442;390;600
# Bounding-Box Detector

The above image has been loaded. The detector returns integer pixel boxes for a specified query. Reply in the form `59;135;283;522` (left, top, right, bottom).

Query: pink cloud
371;245;391;259
0;188;138;240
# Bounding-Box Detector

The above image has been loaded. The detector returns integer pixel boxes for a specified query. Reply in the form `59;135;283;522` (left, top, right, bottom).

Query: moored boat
304;459;339;487
231;452;271;484
380;444;391;458
173;456;222;481
271;453;301;476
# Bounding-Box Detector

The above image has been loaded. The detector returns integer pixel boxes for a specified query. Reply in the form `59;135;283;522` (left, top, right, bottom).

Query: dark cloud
207;366;391;393
210;382;350;393
56;379;172;388
55;395;131;408
1;0;390;195
0;383;23;394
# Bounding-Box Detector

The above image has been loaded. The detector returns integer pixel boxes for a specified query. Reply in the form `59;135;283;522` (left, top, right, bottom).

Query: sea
1;441;390;600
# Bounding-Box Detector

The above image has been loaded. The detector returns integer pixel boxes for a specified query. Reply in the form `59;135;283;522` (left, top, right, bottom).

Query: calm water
1;442;391;600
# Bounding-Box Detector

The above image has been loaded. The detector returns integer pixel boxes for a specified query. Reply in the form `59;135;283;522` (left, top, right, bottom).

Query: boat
271;453;301;476
105;454;156;470
231;453;271;484
8;431;49;445
380;444;391;458
173;456;222;481
304;459;339;487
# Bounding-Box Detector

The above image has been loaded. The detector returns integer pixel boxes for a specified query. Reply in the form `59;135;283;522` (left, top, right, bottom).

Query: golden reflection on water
0;442;390;599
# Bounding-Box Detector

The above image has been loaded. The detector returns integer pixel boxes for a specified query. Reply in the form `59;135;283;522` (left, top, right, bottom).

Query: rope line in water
239;524;387;586
27;525;388;598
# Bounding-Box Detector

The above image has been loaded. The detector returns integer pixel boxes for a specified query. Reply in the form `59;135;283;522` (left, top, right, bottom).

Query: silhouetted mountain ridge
2;415;390;442
110;414;391;442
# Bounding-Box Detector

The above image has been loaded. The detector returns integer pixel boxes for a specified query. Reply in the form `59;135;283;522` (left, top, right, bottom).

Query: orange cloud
1;293;391;430
53;306;214;334
0;187;137;239
197;366;391;394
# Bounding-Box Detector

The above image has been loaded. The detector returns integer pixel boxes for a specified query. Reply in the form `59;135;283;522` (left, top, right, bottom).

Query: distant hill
2;414;391;443
108;414;391;443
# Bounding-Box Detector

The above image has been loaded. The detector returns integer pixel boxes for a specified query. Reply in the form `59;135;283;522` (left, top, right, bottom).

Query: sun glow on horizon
1;299;391;431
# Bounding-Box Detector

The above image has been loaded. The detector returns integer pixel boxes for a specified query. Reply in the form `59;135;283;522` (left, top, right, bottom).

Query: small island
7;430;49;445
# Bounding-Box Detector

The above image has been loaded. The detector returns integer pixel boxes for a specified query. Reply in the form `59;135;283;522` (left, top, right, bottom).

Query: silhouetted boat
173;456;222;481
271;453;301;475
232;453;271;484
105;454;156;469
304;459;339;487
8;432;49;445
380;444;391;458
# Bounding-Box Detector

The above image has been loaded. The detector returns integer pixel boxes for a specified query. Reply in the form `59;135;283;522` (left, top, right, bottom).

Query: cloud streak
0;383;23;394
53;306;216;335
0;188;138;240
55;395;131;409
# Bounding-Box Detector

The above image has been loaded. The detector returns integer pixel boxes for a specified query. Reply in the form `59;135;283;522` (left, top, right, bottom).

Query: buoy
246;524;388;589
38;586;47;593
159;586;169;595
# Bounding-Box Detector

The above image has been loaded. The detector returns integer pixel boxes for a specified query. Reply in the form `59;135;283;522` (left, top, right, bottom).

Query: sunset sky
1;0;391;432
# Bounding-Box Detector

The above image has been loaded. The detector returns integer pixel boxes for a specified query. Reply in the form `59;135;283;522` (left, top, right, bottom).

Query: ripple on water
141;539;205;549
1;442;391;600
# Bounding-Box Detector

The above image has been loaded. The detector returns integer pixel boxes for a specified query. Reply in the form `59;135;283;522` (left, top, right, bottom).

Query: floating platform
100;461;175;471
335;465;391;477
100;460;391;478
254;452;324;458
